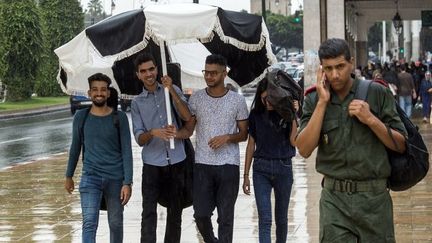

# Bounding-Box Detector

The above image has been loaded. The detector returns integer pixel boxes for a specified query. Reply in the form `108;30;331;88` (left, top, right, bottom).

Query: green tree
87;0;104;17
35;0;84;96
266;12;303;55
0;0;43;101
85;0;106;26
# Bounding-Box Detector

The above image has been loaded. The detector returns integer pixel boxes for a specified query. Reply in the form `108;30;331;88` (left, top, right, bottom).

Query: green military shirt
299;79;406;180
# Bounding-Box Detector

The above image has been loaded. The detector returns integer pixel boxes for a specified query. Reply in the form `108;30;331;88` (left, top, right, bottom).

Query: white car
292;67;304;82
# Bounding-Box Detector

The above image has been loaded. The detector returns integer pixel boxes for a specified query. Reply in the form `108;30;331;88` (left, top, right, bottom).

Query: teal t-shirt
66;109;133;185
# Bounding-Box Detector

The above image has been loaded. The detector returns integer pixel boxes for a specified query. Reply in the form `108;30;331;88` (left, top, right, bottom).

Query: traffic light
294;10;300;23
399;47;404;54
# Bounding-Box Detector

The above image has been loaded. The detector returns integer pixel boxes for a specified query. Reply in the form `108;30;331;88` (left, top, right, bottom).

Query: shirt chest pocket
352;119;375;144
320;119;340;147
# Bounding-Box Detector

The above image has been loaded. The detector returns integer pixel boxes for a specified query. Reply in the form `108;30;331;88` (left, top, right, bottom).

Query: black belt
323;177;388;193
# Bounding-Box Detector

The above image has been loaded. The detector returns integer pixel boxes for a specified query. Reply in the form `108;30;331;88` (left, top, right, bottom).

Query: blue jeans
193;164;239;243
253;158;293;243
399;95;412;118
79;172;124;243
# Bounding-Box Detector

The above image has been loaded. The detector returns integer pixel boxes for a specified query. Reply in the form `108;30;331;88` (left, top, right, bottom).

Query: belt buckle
342;179;355;193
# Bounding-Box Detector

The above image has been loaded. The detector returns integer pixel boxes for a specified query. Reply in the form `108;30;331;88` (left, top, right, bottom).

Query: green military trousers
319;187;395;243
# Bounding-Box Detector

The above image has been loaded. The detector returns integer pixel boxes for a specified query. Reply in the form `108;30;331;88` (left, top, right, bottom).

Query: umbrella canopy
55;3;277;98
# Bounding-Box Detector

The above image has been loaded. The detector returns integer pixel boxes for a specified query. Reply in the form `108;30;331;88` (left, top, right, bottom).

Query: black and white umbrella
55;3;276;97
55;3;276;147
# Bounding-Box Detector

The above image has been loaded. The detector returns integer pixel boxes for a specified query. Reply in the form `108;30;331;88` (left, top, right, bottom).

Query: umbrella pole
160;42;175;149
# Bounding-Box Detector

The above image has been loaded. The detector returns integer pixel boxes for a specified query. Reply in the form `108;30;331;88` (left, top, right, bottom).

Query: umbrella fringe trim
261;21;278;66
119;94;137;99
116;39;150;60
87;30;150;60
207;17;266;52
249;69;270;88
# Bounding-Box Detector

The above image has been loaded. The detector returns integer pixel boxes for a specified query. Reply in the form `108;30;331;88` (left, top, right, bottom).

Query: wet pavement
1;117;432;242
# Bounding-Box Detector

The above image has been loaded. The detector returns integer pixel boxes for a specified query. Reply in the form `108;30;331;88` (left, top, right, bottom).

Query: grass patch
0;96;69;112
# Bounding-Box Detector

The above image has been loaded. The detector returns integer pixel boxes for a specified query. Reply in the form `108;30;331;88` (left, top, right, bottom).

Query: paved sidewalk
0;119;432;242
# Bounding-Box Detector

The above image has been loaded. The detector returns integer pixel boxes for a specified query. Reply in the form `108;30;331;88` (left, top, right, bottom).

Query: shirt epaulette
304;85;317;96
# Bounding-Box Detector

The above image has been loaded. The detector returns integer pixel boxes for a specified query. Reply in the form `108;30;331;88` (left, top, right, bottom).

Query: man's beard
93;100;106;107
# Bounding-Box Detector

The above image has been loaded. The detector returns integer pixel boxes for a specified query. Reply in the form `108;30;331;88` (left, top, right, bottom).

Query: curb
0;104;70;120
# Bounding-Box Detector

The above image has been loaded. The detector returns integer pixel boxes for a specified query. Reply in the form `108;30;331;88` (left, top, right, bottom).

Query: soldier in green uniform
295;38;406;243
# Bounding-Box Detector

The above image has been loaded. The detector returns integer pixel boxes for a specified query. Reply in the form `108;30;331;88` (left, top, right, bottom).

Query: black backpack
356;80;429;191
266;68;303;121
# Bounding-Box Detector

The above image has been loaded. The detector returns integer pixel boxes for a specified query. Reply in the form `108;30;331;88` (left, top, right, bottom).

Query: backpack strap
79;108;91;161
112;110;121;147
355;79;372;101
355;80;400;151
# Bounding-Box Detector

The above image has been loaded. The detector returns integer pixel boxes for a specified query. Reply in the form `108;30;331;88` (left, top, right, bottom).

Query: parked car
69;95;92;114
241;82;258;96
292;66;304;82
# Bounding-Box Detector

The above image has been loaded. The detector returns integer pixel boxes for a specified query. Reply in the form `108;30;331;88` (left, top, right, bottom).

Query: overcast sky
80;0;303;15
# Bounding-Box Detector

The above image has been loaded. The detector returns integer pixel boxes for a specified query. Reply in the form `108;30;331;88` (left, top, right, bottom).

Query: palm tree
87;0;104;19
85;0;106;25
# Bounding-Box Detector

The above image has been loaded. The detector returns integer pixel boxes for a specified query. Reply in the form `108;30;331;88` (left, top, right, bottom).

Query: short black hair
88;73;111;88
134;52;157;71
318;38;351;62
205;54;227;67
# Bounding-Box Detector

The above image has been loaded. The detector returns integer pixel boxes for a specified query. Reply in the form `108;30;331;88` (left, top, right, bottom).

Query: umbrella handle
160;42;175;149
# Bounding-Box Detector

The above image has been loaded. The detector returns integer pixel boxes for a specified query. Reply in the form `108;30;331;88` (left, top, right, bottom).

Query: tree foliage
0;0;43;101
87;0;104;17
85;0;106;25
266;12;303;55
35;0;84;96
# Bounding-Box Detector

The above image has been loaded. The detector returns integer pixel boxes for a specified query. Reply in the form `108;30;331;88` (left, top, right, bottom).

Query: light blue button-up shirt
131;83;188;166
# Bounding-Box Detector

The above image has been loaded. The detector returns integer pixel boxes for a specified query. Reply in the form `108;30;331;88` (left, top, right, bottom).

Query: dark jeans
421;94;431;118
141;162;185;243
252;158;293;243
193;164;239;243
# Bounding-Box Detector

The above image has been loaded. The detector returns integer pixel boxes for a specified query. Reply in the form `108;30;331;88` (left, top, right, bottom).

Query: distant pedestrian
65;73;133;243
187;54;248;243
397;65;417;117
296;38;406;243
242;78;298;243
419;71;432;123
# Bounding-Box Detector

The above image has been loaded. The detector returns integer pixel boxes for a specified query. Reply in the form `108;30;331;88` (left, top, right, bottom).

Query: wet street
0;115;431;242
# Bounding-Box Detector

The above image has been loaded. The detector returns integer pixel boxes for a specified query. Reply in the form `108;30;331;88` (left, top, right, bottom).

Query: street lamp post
392;0;403;35
262;0;266;23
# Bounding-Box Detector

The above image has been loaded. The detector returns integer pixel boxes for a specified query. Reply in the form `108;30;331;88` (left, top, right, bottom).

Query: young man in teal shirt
65;73;133;243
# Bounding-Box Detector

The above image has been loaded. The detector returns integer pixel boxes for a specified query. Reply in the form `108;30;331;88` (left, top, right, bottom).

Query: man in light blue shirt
131;53;192;243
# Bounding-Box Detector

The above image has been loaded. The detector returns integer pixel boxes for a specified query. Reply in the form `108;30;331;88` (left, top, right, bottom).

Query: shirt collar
330;77;358;104
141;82;162;98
